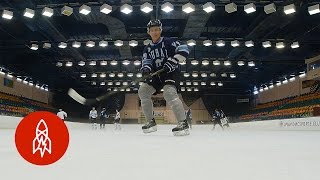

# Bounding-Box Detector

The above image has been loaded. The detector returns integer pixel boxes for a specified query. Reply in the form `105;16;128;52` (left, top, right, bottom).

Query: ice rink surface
1;119;320;180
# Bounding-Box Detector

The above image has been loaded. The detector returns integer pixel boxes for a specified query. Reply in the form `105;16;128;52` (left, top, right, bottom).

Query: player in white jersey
89;107;98;129
57;109;67;120
186;108;192;129
114;109;121;130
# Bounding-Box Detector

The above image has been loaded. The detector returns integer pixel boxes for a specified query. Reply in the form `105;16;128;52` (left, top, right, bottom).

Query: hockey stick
68;68;165;106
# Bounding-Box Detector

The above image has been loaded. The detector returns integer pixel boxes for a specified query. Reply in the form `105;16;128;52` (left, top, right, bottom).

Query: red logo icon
15;111;69;165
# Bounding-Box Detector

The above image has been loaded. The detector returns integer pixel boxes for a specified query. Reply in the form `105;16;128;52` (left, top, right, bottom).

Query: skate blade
142;126;157;134
173;129;190;136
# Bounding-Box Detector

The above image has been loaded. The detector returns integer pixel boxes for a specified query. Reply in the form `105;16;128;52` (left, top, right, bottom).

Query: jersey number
155;58;164;68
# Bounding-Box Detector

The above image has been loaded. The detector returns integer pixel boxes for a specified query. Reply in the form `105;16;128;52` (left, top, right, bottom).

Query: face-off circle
15;111;69;166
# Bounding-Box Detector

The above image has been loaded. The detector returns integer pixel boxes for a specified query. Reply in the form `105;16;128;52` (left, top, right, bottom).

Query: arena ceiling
0;0;319;96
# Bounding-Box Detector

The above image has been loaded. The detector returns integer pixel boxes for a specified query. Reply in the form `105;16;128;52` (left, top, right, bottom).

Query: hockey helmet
147;19;162;32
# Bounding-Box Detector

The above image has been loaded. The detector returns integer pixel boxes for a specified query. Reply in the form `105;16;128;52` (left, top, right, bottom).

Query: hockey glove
163;57;178;73
141;67;153;83
141;67;151;77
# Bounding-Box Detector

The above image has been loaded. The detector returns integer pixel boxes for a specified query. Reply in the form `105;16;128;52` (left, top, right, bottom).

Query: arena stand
0;91;55;117
240;92;320;121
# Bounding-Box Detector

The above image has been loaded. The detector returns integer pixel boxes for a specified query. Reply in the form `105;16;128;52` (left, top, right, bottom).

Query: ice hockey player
100;108;108;129
220;109;230;128
212;108;224;130
89;107;98;130
186;108;192;129
138;19;190;136
114;109;121;130
57;108;67;120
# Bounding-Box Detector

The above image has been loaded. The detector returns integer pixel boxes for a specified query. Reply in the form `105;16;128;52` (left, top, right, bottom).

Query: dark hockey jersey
213;110;222;119
141;37;189;72
100;110;108;119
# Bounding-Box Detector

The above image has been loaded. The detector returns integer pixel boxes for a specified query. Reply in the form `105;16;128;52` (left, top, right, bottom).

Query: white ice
1;117;320;180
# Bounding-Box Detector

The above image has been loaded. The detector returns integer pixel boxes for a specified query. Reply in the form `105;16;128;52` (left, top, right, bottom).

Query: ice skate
142;118;157;133
172;120;190;136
